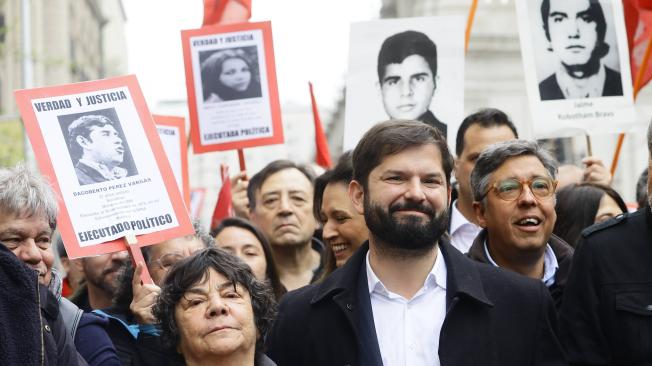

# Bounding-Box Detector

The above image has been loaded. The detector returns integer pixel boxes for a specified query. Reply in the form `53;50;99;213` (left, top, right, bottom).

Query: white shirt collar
366;246;447;298
449;200;472;235
555;63;606;99
483;240;559;287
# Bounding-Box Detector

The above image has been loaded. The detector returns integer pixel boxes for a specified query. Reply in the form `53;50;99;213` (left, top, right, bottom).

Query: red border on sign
153;115;191;207
181;21;284;153
14;75;194;259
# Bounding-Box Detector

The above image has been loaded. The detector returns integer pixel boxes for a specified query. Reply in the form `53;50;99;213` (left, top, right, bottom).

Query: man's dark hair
313;151;354;221
211;217;286;300
636;168;648;209
541;0;609;59
455;108;519;156
153;248;276;365
246;160;316;210
377;30;437;82
352;120;454;190
67;114;116;159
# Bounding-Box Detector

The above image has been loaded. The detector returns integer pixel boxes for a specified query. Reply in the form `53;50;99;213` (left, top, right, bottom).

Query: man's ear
473;201;488;228
76;135;90;148
71;257;85;273
348;180;365;215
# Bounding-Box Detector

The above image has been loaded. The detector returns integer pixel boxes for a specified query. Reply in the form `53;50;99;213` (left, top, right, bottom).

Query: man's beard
364;195;449;258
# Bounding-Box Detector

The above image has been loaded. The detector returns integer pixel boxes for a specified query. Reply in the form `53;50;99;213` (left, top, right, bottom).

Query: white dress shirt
366;247;447;366
449;200;482;254
483;240;559;286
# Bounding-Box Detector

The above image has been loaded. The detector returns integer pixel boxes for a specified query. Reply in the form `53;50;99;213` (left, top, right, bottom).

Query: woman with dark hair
212;217;286;300
154;247;277;366
100;222;213;366
554;182;628;247
201;48;262;102
313;152;368;279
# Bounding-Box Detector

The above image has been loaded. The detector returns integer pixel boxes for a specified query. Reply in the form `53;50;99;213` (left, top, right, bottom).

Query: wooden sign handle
124;234;154;285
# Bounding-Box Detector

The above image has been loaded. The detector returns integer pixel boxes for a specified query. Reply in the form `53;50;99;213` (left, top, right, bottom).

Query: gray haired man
468;140;574;309
559;121;652;364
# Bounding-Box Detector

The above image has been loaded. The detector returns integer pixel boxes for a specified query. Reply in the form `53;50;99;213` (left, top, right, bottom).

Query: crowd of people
0;108;650;365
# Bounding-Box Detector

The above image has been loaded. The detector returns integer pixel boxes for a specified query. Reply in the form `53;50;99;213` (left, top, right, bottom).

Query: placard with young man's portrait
516;0;638;137
15;76;193;258
343;16;465;150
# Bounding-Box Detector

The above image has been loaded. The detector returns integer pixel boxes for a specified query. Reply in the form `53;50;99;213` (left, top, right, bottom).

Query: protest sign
516;0;638;137
343;16;465;150
154;115;190;206
15;75;194;258
182;21;283;153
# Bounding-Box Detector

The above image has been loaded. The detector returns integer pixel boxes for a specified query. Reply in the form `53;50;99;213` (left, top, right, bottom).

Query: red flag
203;0;252;27
309;82;332;169
210;164;233;229
625;0;652;93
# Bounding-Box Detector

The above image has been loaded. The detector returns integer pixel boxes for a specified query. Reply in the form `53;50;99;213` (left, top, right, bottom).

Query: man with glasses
468;140;574;309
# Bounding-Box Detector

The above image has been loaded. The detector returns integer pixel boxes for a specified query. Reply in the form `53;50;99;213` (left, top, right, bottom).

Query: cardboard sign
15;75;194;258
182;21;284;153
516;0;638;137
153;115;190;207
343;16;465;150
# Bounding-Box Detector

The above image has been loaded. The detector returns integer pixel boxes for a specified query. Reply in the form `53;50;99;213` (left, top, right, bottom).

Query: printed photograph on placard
516;0;638;137
58;108;138;186
343;16;465;150
14;76;193;258
182;21;284;153
199;46;262;103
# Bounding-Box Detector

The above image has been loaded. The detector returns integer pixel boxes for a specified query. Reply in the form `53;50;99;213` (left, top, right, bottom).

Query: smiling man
268;121;566;366
377;30;447;138
247;160;322;291
538;0;623;100
68;114;129;185
469;140;574;309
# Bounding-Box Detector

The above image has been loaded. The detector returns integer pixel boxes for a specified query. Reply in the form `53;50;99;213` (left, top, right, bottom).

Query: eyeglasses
149;253;185;270
480;177;557;202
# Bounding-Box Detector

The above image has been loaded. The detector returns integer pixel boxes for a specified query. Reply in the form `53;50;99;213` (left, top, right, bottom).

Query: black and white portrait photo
516;0;636;137
343;16;465;150
58;108;138;186
199;46;262;103
377;30;447;137
536;0;623;101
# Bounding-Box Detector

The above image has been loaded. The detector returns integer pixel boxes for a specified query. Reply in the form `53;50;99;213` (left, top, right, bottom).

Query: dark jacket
559;208;652;365
0;242;43;365
468;229;574;310
538;66;623;101
267;239;566;366
41;283;88;366
97;307;184;366
419;110;447;139
75;161;108;185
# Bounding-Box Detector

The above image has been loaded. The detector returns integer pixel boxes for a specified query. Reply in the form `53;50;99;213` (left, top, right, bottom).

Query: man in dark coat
267;120;566;366
559;119;652;364
467;140;574;309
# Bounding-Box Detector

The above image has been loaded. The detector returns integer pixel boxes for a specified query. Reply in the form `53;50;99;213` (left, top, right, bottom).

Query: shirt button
44;325;51;332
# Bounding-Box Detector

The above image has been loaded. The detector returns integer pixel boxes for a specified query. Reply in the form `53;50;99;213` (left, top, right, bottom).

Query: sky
123;0;381;112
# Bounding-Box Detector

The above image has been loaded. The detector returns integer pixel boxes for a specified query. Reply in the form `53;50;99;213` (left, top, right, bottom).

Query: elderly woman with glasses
98;222;214;366
154;247;277;366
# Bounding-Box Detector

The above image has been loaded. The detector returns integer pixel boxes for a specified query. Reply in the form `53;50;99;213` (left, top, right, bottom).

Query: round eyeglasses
480;177;557;201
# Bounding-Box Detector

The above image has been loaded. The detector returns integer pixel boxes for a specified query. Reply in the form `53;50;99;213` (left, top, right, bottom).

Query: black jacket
419;110;447;139
468;229;574;310
98;307;184;366
559;208;652;365
267;239;567;366
538;66;623;101
0;243;86;366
